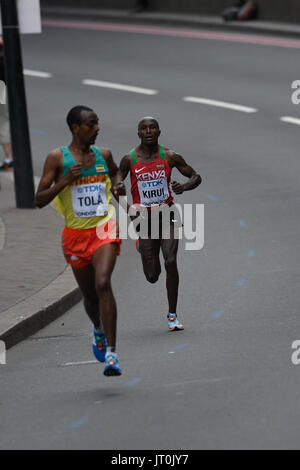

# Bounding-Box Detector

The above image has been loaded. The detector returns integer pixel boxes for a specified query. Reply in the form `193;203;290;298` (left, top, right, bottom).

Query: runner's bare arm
102;148;126;199
35;149;82;208
119;155;131;181
119;154;137;217
168;151;202;195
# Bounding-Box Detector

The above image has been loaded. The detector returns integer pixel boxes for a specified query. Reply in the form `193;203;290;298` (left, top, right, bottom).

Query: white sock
4;158;12;164
95;325;104;334
106;347;116;356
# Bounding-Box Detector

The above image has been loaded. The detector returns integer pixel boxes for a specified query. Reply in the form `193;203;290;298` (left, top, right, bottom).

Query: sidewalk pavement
42;6;300;39
1;7;299;351
0;172;81;349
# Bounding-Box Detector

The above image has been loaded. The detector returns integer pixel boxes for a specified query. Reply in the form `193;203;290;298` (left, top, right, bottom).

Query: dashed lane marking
23;69;53;78
280;116;300;126
183;96;257;113
82;79;158;95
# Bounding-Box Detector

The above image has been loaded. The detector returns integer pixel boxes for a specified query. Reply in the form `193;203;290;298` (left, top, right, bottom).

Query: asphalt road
1;19;300;450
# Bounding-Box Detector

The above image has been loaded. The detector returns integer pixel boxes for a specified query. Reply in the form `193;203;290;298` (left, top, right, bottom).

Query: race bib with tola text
71;182;108;217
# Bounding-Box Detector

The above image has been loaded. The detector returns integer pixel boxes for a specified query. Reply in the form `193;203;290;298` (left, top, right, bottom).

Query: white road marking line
23;69;53;78
164;377;228;387
82;79;158;95
62;360;98;366
280;116;300;126
183;96;258;113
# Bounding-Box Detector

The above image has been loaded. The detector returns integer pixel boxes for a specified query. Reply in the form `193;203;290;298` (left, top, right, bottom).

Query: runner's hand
171;180;184;195
112;181;126;198
65;164;83;184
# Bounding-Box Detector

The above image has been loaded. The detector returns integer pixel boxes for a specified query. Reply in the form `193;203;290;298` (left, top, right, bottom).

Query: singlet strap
158;144;166;160
130;145;166;165
61;146;75;177
91;145;109;173
129;148;138;166
61;145;109;177
60;145;71;159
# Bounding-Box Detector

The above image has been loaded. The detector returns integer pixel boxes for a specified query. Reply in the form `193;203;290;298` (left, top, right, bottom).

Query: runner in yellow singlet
35;106;125;376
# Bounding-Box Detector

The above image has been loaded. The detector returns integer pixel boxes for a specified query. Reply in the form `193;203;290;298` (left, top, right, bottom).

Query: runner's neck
69;142;92;156
138;143;159;161
68;143;95;168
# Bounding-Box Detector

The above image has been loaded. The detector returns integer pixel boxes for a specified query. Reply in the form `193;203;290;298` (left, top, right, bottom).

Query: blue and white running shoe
103;354;122;376
92;330;107;363
167;313;184;331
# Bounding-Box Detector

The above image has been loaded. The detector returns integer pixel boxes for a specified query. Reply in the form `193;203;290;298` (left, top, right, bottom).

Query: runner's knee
145;269;160;284
95;275;111;295
164;255;177;271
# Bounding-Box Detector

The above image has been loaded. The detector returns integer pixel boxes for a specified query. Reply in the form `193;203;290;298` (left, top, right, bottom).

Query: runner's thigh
140;238;161;275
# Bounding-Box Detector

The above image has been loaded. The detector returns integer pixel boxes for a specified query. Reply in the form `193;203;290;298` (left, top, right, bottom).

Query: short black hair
66;105;93;132
138;117;159;130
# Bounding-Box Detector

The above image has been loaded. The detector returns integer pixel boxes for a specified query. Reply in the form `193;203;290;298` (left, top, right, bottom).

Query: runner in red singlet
120;117;202;331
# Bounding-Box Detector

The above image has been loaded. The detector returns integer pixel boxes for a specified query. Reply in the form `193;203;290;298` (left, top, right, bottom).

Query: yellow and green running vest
54;145;114;229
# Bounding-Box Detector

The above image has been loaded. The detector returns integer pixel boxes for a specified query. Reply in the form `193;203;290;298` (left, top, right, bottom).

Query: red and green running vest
129;144;173;208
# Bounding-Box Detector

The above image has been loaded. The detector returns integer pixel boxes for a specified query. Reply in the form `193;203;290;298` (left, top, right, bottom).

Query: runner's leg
160;225;179;313
92;242;118;347
71;264;101;329
140;238;161;283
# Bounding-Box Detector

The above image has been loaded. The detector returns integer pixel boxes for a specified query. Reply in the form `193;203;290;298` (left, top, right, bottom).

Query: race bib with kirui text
71;182;108;217
138;178;170;207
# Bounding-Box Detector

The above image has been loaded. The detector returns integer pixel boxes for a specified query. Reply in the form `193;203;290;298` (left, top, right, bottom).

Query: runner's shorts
62;219;121;269
135;202;183;239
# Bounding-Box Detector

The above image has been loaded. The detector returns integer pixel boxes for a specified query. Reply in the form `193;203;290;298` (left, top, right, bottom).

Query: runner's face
138;119;160;145
77;111;100;145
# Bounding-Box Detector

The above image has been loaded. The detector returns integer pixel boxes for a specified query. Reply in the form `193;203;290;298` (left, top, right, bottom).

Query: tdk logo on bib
141;180;163;188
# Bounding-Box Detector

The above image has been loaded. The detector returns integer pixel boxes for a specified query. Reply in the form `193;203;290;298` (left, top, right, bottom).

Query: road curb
0;266;82;349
